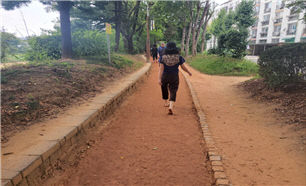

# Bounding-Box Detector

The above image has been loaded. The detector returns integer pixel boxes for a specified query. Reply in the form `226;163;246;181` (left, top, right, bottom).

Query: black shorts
153;54;158;60
161;73;179;101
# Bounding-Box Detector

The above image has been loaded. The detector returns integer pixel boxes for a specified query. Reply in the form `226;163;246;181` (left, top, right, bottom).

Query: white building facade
206;0;306;54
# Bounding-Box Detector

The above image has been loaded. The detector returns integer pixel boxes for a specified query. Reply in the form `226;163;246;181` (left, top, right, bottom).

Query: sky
1;0;228;38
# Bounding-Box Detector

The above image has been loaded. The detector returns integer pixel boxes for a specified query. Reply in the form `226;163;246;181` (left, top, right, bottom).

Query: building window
255;6;260;15
274;12;283;23
259;39;267;44
252;29;257;38
273;25;281;36
262;14;270;25
276;0;285;9
261;27;269;37
272;38;280;43
288;8;299;21
287;23;297;35
264;2;271;13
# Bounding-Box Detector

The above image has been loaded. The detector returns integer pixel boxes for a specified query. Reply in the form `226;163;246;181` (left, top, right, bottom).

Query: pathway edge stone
181;71;232;186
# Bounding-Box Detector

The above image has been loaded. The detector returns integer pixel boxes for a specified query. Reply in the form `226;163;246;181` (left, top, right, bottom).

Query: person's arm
180;63;192;76
159;63;164;85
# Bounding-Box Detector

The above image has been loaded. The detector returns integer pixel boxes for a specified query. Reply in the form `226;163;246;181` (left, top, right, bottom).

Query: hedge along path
48;63;213;186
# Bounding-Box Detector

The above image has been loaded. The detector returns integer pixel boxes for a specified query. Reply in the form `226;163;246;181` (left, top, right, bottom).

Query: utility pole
146;1;150;63
19;10;30;37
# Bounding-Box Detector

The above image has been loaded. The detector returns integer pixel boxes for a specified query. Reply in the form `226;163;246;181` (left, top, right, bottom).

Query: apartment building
206;0;306;55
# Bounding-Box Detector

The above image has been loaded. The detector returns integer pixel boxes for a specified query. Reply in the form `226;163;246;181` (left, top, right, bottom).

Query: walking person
151;44;158;63
158;42;192;115
158;43;166;62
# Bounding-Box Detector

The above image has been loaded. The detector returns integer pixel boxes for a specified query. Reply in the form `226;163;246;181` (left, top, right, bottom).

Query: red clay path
45;63;213;186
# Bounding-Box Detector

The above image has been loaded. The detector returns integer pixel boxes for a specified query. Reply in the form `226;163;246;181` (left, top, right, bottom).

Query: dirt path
186;64;306;186
45;63;212;186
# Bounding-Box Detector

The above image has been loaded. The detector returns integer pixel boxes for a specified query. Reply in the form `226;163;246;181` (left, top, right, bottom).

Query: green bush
189;54;258;76
217;29;247;58
25;30;109;61
258;43;306;88
25;34;61;61
72;30;107;57
207;48;219;55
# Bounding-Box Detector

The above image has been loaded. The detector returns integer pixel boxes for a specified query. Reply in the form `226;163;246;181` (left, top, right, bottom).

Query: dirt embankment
240;79;306;126
1;57;143;143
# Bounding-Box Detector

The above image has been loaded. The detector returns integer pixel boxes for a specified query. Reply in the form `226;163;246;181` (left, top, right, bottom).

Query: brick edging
181;71;232;186
2;63;152;186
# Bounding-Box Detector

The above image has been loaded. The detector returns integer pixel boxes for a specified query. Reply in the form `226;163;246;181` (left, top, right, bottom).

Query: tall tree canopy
2;0;74;58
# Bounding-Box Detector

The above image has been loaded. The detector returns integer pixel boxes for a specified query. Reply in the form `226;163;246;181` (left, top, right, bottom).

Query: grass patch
84;54;144;70
2;54;27;63
189;54;258;76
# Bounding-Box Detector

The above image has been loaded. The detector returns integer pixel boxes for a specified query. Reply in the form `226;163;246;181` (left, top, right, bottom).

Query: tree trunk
185;22;192;57
114;1;122;52
127;36;134;54
181;26;186;54
191;1;201;56
192;1;210;56
146;3;150;62
200;24;208;53
121;1;140;54
58;1;73;59
185;2;194;57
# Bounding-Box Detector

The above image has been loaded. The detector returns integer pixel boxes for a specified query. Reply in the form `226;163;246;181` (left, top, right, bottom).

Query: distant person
158;43;166;63
151;44;158;63
158;42;192;115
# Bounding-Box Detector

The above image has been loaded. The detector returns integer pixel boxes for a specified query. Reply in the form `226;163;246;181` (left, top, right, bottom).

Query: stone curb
2;63;152;186
181;71;232;186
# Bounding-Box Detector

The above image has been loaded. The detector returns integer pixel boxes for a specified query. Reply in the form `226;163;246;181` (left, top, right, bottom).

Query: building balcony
272;38;280;43
272;32;280;36
264;8;271;13
261;21;269;26
287;31;296;35
251;35;257;38
288;15;298;21
274;18;282;24
276;4;285;10
260;33;268;37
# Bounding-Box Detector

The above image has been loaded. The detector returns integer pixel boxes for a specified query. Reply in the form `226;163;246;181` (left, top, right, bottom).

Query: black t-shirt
160;54;185;74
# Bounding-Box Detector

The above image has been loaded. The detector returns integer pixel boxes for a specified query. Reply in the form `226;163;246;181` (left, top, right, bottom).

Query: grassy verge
188;54;258;76
2;54;27;63
83;54;144;70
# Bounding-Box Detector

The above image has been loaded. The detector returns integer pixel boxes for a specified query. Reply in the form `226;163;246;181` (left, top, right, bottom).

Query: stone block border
181;71;232;186
2;63;152;186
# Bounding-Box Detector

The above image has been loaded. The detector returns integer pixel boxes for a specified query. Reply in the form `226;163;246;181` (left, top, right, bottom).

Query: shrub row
258;43;306;88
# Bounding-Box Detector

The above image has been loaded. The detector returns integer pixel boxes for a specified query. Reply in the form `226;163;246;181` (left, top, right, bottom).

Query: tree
58;1;73;58
191;0;211;56
185;1;195;56
209;0;255;58
200;6;214;53
0;31;21;60
286;0;306;22
120;1;144;53
2;1;74;59
71;1;123;52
